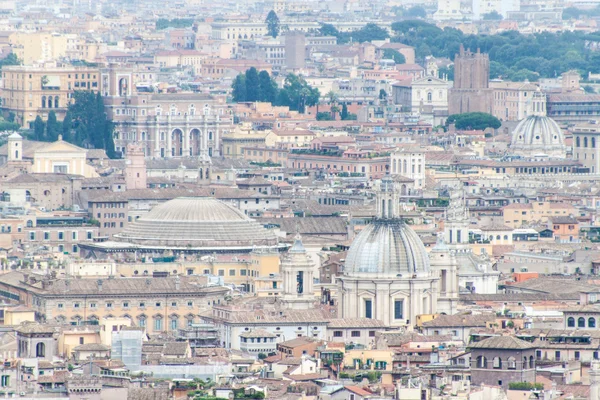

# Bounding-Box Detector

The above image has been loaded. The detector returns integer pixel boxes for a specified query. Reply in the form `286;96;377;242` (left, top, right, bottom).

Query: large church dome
344;218;431;277
510;115;566;158
114;197;279;249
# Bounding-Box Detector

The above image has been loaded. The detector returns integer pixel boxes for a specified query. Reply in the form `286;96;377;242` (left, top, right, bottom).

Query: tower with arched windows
16;323;57;361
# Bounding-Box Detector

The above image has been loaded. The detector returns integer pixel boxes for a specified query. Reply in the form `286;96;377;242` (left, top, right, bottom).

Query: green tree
446;112;502;130
406;6;427;18
63;91;116;158
382;48;406;64
45;111;61;142
258;70;277;103
156;18;194;30
0;53;21;70
258;353;267;360
276;73;320;113
584;85;596;94
245;67;260;102
330;104;340;120
34;115;45;141
266;10;280;38
483;11;503;20
379;89;388;100
232;74;247;102
351;23;389;43
316;112;333;121
340;103;349;120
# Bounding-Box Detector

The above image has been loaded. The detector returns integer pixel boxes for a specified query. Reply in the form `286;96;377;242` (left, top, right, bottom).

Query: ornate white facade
102;66;233;159
337;178;440;327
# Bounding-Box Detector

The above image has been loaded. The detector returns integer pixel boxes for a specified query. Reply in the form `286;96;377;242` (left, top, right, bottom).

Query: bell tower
444;190;470;249
280;234;315;310
7;132;22;163
376;176;400;219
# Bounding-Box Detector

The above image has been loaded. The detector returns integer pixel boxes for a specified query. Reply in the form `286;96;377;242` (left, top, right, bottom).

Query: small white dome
510;115;566;158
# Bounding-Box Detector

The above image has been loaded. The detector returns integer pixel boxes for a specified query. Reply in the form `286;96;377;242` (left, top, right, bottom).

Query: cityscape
2;0;600;399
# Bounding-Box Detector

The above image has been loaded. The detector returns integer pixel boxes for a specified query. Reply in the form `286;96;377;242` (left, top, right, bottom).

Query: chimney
174;275;180;291
97;279;103;292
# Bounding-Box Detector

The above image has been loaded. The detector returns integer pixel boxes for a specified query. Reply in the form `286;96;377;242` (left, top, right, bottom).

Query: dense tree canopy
382;49;406;64
446;113;502;131
266;10;280;38
390;20;600;81
0;53;21;70
156;18;194;30
319;23;389;44
62;92;116;158
231;69;320;113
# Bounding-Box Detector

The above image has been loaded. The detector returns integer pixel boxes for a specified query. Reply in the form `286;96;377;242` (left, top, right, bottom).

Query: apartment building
1;64;100;127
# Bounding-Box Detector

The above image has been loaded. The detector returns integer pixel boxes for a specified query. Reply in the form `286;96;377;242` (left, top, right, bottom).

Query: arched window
209;131;213;140
54;96;59;108
476;356;487;368
567;317;575;327
26;220;33;228
590;317;596;328
138;315;146;328
578;317;586;327
496;235;501;240
427;92;432;102
36;342;45;358
493;357;502;369
529;356;534;369
41;96;46;108
585;137;589;148
503;235;508;240
576;137;581;147
507;357;516;369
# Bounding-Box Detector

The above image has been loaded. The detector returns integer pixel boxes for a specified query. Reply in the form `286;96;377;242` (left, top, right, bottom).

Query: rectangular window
87;231;92;240
58;232;64;240
72;231;77;240
218;270;224;276
171;319;177;330
74;303;80;308
106;302;112;308
1;375;9;387
351;331;360;337
44;232;50;240
333;331;343;337
369;331;375;337
79;337;84;345
171;302;177;307
90;303;96;308
154;318;162;331
123;302;129;308
57;303;63;309
187;301;193;307
241;269;247;276
229;269;236;276
394;300;403;320
365;299;372;319
575;351;580;360
155;302;161;307
139;302;145;308
29;232;35;240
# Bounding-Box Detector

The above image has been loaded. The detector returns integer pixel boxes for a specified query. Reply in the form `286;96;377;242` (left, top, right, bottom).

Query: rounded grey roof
510;115;566;156
344;219;430;277
114;197;278;248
